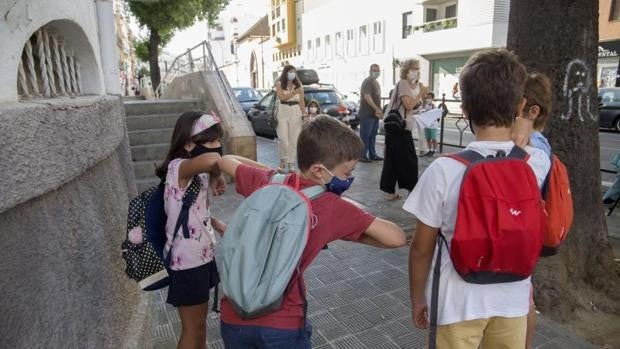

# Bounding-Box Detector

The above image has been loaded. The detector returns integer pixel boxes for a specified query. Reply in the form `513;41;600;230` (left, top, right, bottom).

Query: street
376;117;620;183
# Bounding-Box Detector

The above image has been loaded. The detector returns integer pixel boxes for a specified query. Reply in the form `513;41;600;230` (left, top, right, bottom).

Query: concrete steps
124;99;202;191
124;99;202;116
128;128;174;145
122;95;146;101
126;114;179;131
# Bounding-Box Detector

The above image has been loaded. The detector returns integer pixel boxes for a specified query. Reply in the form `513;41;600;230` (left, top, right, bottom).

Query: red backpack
429;147;546;349
443;147;545;283
540;154;573;256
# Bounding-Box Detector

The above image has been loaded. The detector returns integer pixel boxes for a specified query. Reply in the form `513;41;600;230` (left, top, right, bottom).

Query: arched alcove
16;19;102;99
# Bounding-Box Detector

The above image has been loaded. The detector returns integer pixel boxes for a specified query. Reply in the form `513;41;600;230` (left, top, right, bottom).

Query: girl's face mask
190;144;223;157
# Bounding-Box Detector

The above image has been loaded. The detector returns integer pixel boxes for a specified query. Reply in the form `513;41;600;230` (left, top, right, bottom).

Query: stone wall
0;96;151;348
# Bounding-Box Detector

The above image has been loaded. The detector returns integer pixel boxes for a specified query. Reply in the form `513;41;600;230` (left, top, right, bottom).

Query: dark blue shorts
166;261;219;307
220;321;312;349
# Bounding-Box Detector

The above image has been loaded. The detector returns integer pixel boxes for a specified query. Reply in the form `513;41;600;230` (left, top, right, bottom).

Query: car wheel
615;117;620;132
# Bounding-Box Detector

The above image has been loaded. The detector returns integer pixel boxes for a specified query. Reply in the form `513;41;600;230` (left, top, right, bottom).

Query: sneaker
370;155;384;161
359;157;372;163
421;151;433;157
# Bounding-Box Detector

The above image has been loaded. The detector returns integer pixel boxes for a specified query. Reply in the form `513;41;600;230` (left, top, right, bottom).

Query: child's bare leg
178;303;208;349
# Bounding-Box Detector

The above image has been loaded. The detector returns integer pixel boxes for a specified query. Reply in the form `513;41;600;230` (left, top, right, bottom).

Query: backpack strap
301;185;325;201
270;173;286;184
271;173;325;201
507;146;531;161
173;176;202;240
442;149;485;166
541;153;554;196
429;232;450;349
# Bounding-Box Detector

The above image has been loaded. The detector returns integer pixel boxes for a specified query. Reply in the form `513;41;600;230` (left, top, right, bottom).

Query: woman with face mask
275;65;306;173
380;59;428;201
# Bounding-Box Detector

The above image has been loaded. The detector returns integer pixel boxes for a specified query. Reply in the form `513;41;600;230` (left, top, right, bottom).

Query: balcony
415;17;457;33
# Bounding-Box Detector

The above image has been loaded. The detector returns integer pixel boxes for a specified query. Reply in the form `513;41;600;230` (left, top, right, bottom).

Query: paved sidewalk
151;137;602;349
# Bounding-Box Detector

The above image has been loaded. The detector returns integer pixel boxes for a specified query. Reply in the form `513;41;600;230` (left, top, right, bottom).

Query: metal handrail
154;40;238;113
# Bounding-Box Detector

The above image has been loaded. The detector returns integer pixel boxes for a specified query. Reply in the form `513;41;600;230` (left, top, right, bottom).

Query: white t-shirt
402;141;551;325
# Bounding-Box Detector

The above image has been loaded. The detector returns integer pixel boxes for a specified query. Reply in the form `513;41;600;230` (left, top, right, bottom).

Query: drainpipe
95;0;121;95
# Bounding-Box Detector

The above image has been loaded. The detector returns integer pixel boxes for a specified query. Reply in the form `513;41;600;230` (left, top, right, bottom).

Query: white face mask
407;70;419;81
287;72;296;81
309;107;318;114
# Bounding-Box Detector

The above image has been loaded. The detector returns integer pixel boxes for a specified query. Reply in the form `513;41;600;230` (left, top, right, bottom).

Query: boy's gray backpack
215;174;324;319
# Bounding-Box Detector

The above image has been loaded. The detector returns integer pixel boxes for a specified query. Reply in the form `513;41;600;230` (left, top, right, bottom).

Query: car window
615;90;620;102
259;92;276;108
601;91;615;103
234;88;262;102
305;91;341;105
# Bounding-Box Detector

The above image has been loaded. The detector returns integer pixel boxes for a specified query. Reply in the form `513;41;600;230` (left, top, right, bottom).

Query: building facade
113;0;139;96
396;0;509;99
268;0;305;79
209;0;266;87
220;16;274;89
300;0;411;96
299;0;509;99
599;0;620;87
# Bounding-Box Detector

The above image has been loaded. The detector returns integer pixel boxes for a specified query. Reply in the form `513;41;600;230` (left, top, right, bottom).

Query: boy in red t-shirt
217;115;407;348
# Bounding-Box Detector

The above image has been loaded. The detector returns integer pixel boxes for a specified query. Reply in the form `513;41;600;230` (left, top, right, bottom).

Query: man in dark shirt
358;64;384;162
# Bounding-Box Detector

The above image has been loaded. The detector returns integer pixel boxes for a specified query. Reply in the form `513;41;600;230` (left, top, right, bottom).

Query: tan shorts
436;316;527;349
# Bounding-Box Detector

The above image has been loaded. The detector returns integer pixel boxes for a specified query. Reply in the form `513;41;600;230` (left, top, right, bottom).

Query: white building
300;0;510;99
397;0;509;99
301;0;412;96
209;0;266;85
220;16;275;89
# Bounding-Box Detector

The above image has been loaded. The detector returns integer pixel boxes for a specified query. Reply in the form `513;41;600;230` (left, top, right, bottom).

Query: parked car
599;88;620;131
319;84;360;128
247;85;357;138
232;87;263;116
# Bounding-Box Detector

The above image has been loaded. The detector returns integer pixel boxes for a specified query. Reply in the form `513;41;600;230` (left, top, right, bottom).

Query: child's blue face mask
321;166;354;195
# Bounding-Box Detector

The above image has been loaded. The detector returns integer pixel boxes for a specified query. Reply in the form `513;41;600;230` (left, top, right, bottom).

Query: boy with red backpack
513;72;573;349
404;49;551;348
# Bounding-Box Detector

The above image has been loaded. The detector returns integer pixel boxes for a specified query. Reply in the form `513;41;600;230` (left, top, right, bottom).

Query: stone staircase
124;99;202;192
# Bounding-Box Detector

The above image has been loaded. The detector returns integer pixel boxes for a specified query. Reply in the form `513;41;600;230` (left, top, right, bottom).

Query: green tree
126;0;228;90
133;38;150;63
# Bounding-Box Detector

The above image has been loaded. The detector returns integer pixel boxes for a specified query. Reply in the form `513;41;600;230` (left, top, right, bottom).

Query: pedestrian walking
380;59;426;201
154;111;228;349
275;65;306;173
358;64;384;162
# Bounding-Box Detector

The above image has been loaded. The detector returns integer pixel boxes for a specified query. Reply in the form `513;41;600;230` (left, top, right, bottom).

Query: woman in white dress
275;65;307;173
